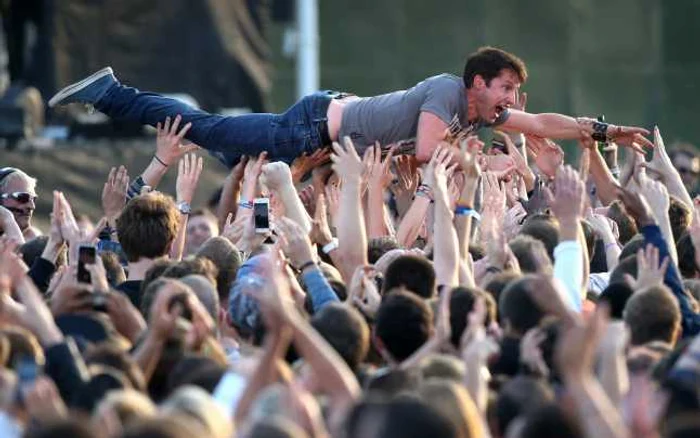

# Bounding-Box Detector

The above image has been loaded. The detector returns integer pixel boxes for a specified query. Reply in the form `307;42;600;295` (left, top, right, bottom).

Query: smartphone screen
15;356;39;404
253;199;270;232
77;245;96;283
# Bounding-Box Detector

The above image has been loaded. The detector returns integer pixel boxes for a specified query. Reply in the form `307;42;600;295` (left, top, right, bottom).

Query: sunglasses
0;192;37;203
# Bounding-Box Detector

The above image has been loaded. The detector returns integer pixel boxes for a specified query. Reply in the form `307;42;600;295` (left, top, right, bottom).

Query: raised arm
216;157;248;230
331;137;368;282
430;147;460;287
262;162;312;233
501;110;653;151
365;145;395;239
415;111;449;163
170;153;203;261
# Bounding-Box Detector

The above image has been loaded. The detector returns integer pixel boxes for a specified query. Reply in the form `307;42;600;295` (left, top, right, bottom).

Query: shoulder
422;73;463;90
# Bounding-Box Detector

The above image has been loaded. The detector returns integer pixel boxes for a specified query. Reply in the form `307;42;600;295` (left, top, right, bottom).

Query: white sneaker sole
48;67;114;108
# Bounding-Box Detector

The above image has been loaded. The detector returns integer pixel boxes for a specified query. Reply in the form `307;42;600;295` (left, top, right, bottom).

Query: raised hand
393;155;420;194
423;144;454;190
240;152;268;201
636;173;669;221
155;115;198;166
176;153;204;204
261;161;294;193
525;135;564;178
310;193;333;246
617;187;655;228
547;165;585;224
101;165;129;222
276;217;315;269
349;266;382;319
520;327;549;377
624;244;669;291
365;143;396;190
556;304;609;380
331;137;364;183
493;130;532;182
291;148;332;183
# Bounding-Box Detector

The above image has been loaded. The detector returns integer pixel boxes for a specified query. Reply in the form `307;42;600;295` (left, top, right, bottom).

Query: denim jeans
96;83;334;167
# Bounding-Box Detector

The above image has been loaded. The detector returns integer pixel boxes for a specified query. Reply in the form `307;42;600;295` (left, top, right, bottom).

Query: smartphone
77;244;97;283
14;356;40;404
253;198;270;234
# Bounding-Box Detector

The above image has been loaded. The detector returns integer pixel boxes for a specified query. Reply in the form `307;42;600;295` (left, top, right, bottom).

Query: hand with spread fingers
525;135;564;178
155;114;199;166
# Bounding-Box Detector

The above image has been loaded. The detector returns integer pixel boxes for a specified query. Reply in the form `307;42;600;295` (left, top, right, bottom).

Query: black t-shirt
489;335;521;377
115;280;143;309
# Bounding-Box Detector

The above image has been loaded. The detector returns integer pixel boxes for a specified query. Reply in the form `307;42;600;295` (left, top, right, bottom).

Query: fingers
170;114;182;135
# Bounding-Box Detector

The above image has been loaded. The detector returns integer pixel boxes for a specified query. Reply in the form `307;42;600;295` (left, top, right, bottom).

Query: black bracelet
154;155;169;167
297;260;316;272
591;121;609;143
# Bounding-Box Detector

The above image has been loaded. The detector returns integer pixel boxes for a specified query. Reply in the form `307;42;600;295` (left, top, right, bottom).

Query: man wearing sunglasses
0;167;41;240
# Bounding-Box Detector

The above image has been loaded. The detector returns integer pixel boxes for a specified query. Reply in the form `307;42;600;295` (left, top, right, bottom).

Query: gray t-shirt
338;73;508;156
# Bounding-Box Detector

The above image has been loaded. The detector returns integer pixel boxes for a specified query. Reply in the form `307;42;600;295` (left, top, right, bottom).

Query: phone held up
77;244;96;284
253;198;270;234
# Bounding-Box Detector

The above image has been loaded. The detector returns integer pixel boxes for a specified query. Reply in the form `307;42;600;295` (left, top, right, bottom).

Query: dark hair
19;236;67;269
498;275;546;335
84;343;147;392
508;235;552;274
121;416;203;438
580;220;597;261
196;236;242;304
24;418;99;438
162;257;219;289
609;255;638;286
166;354;226;395
624;285;681;346
378;395;456;438
495;376;554;436
117;192;180;262
375;290;433;362
368;237;401;265
482;272;521;316
520;403;584;438
518;214;559;262
449;287;483;349
311;303;369;372
608;201;638;245
669;196;692;243
619;234;645;261
678;233;699;279
383;255;436;299
463;46;527;89
141;258;178;296
598;283;634;320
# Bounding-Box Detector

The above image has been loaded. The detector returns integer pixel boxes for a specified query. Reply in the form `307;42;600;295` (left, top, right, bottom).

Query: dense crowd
2;47;700;438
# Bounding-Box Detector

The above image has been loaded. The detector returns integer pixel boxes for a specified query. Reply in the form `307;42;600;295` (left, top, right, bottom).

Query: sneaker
48;67;116;108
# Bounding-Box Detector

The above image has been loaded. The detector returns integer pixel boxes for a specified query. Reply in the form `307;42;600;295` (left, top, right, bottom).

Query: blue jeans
95;83;334;167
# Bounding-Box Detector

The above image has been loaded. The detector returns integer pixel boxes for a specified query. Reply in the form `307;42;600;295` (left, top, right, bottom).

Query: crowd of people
1;46;700;438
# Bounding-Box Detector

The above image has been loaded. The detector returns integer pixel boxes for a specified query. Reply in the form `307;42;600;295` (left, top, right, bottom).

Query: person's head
383;255;436;299
492;376;555;437
668;196;692;243
669;143;700;190
609;255;638;287
160;386;233;438
84;343;147;392
368;237;401;264
166;355;227;395
619;234;646;261
498;275;546;337
462;47;527;124
508;235;552;274
248;418;309;438
100;251;126;286
518;403;584;438
179;274;220;326
375;289;433;362
0;167;37;231
73;365;133;413
24;418;99;438
93;389;157;436
19;236;67;269
598;282;634;320
378;395;457;438
117;192;180;263
162;257;219;289
310;303;369;372
676;233;698;279
518;214;559;261
449;287;485;349
140;277;193;320
607;201;638;245
418;379;484;438
196;236;242;303
418;355;465;382
184;209;219;256
624;285;681;346
141;258;178;293
120;415;206;438
482;272;520;313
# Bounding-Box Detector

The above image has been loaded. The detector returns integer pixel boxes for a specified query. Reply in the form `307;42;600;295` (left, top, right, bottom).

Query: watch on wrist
177;201;192;215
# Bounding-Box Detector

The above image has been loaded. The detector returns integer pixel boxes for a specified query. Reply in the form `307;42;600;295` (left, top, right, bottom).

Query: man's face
0;176;36;230
474;69;520;123
185;214;219;255
672;153;700;190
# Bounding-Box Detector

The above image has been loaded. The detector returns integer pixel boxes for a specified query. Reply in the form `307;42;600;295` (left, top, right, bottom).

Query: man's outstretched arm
500;110;653;150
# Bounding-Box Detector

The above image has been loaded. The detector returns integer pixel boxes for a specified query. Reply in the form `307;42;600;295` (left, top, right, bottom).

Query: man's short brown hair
463;46;528;89
117;192;180;262
624;285;681;346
